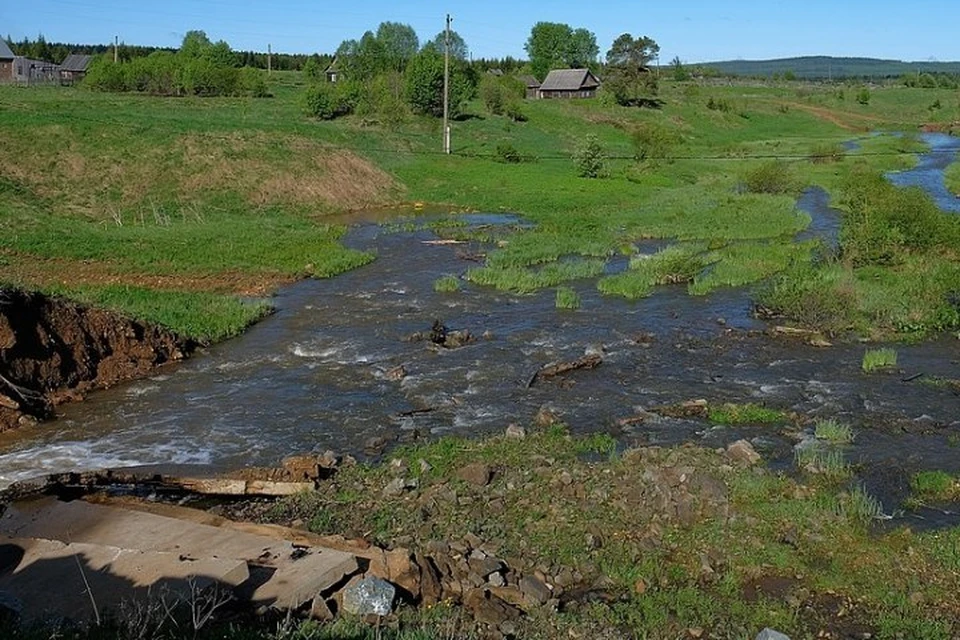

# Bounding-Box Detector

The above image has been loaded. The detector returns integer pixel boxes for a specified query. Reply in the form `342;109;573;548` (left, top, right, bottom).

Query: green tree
524;22;598;80
404;48;475;118
179;30;213;59
302;56;322;81
670;56;689;81
375;21;419;72
426;30;469;61
604;33;660;106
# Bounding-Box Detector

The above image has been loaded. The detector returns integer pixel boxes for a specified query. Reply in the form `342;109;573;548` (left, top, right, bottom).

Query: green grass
862;347;898;372
910;470;957;501
466;259;605;293
836;484;885;522
814;419;854;444
555;285;581;309
795;446;850;478
946;159;960;196
707;402;786;425
432;274;460;293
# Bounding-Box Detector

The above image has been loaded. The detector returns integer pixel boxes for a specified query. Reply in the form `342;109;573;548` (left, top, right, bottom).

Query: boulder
518;575;551;606
726;440;761;466
756;629;791;640
341;577;396;616
457;463;493;487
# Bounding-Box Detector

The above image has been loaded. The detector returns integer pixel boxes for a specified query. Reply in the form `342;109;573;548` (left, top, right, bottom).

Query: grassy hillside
2;74;959;340
699;55;960;79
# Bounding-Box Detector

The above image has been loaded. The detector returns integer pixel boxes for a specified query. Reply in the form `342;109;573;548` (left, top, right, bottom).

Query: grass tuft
708;402;786;425
795;446;850;478
862;347;898;372
837;484;885;522
814;419;854;444
555;286;581;310
433;275;461;293
910;470;956;501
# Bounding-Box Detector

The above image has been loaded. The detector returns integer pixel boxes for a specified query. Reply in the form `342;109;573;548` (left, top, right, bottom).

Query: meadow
2;75;959;340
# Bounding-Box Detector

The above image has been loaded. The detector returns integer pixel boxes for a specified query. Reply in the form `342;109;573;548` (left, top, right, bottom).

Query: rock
364;436;389;455
534;406;560;428
726;440;761;466
418;459;432;474
0;395;19;411
467;553;504;579
341;577;396;616
505;424;526;439
518;575;551;605
464;589;522;627
309;596;335;621
385;549;421;600
382;477;406;497
416;553;443;605
17;415;38;429
281;455;321;480
457;463;493;487
385;365;407;381
756;629;791;640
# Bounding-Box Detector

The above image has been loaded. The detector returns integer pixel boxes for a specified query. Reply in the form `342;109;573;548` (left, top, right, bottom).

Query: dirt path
764;99;889;131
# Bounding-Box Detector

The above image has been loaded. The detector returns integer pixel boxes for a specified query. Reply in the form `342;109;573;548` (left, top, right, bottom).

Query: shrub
237;67;268;97
856;87;871;105
742;160;798;195
809;142;845;164
757;263;857;333
433;275;460;293
302;83;338;119
573;135;606;178
631;122;681;162
706;96;731;112
494;142;522;164
504;101;527;122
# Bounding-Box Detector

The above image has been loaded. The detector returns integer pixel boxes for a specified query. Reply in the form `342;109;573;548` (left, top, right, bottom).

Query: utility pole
267;44;272;75
442;14;452;154
114;35;118;63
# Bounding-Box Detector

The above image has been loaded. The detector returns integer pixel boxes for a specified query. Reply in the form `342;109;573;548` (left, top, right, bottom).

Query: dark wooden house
59;54;94;85
537;68;600;99
324;57;340;83
518;74;541;99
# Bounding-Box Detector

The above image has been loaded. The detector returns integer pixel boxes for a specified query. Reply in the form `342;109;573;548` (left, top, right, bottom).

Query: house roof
518;74;540;88
0;39;14;60
60;54;93;72
539;68;600;92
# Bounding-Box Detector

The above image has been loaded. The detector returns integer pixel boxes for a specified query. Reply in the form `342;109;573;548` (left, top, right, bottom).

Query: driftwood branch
527;354;602;388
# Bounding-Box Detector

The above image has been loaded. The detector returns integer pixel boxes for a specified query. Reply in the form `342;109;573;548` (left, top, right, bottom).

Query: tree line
83;31;268;97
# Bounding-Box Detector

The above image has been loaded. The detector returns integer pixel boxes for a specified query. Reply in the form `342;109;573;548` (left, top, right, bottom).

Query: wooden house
59;54;94;85
537;68;600;99
0;40;15;82
324;57;339;83
518;74;541;99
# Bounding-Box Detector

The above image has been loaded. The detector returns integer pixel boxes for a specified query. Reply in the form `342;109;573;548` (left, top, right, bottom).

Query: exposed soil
765;100;887;131
0;288;192;433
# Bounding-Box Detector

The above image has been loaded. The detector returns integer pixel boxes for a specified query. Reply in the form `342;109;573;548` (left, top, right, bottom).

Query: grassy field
2;76;959;340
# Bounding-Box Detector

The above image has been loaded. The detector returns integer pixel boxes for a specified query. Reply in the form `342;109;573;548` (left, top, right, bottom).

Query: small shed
0;40;15;82
537;68;601;99
59;54;94;85
12;57;59;84
518;74;541;99
324;57;339;83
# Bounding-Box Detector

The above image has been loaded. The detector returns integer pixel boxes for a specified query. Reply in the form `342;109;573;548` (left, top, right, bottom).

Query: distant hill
698;56;960;80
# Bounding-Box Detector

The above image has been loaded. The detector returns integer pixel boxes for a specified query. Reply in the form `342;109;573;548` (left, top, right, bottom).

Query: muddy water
1;151;959;521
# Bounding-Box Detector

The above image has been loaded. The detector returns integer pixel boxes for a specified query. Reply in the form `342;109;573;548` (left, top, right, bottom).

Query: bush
809;142;845;164
631;122;681;162
573;135;606;178
742;160;798;194
302;83;338;119
480;75;525;116
238;67;268;97
856;87;871;105
495;142;522;164
504;101;527;122
706;96;731;112
757;263;857;332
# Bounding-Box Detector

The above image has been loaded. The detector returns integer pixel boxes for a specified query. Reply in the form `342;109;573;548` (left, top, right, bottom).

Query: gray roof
0;39;14;60
539;68;600;92
518;74;540;88
60;54;93;72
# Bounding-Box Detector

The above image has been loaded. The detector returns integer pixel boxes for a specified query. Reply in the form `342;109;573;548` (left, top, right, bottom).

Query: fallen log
527;354;602;388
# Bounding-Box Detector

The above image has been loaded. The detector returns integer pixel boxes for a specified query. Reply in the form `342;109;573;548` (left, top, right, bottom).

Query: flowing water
2;138;959;524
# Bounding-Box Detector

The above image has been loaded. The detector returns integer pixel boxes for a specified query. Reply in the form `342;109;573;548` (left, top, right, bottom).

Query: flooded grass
707;402;786;425
910;470;957;501
432;275;460;293
688;241;815;296
862;347;898;372
466;259;605;294
554;286;581;310
795;446;851;478
814;419;854;444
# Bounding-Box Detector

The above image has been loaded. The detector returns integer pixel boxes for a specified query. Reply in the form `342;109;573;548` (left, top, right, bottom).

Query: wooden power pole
267;44;272;75
114;35;118;63
442;14;451;154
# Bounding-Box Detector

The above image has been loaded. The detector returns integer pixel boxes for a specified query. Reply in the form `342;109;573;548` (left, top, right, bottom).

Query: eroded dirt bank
0;288;192;432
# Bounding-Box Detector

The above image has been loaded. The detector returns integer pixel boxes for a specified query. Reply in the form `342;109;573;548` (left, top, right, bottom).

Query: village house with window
537;68;600;99
324;57;339;83
0;40;15;81
518;74;541;99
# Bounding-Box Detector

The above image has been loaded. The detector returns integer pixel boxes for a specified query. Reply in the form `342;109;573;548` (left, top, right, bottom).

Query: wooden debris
527;354;602;388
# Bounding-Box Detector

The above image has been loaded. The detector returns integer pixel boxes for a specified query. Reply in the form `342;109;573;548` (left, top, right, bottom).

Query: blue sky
2;0;959;63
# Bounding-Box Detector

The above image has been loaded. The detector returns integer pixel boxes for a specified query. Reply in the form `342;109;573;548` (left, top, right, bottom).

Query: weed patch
862;348;898;372
708;402;786;425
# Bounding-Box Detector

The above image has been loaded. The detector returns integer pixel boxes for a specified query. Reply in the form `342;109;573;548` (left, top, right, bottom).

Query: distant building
60;54;94;85
518;74;541;99
324;57;339;83
12;57;60;84
0;39;15;82
537;68;601;99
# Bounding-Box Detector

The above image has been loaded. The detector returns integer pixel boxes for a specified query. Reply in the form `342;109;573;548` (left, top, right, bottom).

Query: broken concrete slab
0;536;249;624
0;498;358;611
